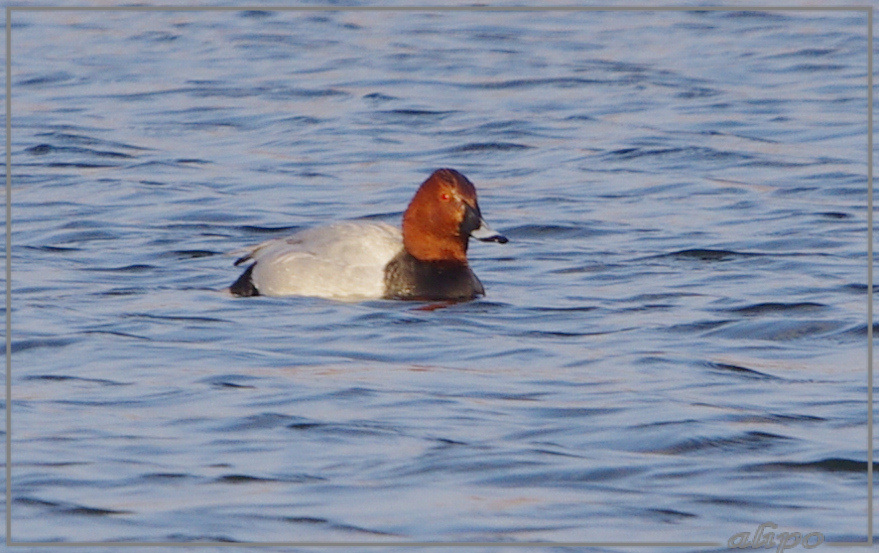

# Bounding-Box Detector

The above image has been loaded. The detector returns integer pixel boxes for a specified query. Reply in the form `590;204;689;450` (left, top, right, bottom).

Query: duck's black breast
383;251;485;301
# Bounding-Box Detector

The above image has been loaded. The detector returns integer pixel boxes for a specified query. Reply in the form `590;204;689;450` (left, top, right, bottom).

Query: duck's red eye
440;193;450;201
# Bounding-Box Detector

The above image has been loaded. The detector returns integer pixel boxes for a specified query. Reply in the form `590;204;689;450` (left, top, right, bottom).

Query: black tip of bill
481;234;508;244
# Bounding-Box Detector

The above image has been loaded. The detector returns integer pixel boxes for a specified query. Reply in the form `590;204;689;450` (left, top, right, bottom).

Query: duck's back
235;221;403;299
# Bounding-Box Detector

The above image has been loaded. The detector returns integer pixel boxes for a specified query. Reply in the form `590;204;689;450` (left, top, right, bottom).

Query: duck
229;168;507;301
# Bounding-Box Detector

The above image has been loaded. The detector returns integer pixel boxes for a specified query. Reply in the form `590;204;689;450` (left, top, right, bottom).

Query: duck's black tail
230;264;260;297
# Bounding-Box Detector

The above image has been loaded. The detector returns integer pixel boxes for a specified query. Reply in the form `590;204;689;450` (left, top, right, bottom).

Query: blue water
4;6;874;550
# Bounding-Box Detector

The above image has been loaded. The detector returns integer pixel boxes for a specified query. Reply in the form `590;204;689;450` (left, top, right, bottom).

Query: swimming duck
229;168;507;301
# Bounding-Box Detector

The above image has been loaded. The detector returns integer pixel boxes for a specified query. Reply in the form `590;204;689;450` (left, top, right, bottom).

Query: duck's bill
470;218;508;244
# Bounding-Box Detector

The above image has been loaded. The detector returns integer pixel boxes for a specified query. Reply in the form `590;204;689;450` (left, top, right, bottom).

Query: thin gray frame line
5;4;875;11
867;5;874;549
7;541;725;548
4;4;12;550
3;4;873;548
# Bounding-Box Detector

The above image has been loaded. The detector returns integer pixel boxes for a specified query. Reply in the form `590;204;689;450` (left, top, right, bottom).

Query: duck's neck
402;213;469;263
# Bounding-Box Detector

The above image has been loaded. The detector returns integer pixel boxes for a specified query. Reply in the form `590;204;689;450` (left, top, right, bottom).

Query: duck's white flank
235;221;403;300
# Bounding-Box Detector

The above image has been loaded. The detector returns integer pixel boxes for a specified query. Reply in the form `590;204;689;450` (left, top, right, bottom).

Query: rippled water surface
5;5;874;550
